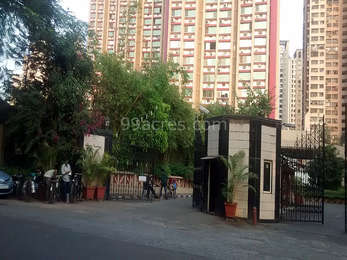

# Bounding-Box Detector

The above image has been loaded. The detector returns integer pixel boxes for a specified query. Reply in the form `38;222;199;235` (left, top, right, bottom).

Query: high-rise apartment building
303;0;342;141
89;0;279;118
341;0;347;133
279;40;291;123
293;49;303;130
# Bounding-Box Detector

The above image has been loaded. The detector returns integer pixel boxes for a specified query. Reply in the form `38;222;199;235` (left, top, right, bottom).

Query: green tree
93;55;194;164
205;103;235;119
5;8;93;170
0;0;79;82
237;88;272;117
307;145;344;190
201;88;272;119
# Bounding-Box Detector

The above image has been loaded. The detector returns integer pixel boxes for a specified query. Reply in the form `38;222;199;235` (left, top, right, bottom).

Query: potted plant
95;153;115;201
78;146;99;200
220;151;256;218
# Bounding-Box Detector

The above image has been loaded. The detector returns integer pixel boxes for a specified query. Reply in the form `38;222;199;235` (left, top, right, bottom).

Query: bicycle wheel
47;183;53;203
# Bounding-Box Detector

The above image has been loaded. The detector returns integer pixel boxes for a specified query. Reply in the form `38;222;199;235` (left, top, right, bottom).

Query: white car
0;170;14;195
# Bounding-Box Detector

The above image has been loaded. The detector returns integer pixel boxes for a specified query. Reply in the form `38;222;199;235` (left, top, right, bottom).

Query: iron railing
280;121;325;223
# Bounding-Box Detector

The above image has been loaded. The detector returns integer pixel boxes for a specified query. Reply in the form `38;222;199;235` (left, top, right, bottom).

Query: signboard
139;176;147;182
83;134;105;162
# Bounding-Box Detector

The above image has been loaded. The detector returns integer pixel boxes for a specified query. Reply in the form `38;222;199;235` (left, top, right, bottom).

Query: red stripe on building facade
268;0;278;119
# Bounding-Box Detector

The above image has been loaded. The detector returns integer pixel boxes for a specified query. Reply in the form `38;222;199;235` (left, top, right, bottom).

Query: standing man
61;161;72;203
159;167;168;200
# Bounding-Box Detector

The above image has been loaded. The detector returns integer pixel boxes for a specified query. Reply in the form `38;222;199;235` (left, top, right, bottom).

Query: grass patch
325;188;345;200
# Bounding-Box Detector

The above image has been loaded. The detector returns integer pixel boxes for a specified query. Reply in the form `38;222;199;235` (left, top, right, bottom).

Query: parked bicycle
47;174;62;204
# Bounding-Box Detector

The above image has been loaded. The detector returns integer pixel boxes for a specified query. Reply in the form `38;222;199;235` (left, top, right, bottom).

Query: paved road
0;198;346;259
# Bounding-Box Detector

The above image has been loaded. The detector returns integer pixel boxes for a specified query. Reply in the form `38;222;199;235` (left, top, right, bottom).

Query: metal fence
109;161;193;200
280;122;325;223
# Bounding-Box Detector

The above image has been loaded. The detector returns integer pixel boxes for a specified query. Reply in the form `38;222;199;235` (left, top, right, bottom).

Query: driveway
0;198;346;259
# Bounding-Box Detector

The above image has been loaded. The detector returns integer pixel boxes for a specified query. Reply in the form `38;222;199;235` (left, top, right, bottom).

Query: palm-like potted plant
78;146;115;200
78;146;101;200
220;150;256;218
95;153;115;200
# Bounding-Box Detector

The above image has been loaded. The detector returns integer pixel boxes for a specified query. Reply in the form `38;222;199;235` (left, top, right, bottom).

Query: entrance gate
280;126;325;223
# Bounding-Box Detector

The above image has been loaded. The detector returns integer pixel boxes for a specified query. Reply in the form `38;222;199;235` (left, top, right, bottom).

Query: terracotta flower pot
224;202;237;218
96;186;106;201
84;186;96;200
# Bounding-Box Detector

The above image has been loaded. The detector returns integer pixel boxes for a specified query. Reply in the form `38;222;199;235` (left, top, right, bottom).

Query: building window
154;7;161;14
263;160;272;193
239;73;250;80
218;42;231;50
184;41;194;49
205;11;217;19
241;7;252;15
203;90;214;98
240;40;252;47
185;9;196;17
254;38;266;46
220;10;232;18
254;55;266;63
205;41;216;50
170;41;180;48
255;22;267;29
240;23;252;31
172;9;182;17
207;26;217;34
255;4;267;12
253;72;266;80
184;25;195;33
171;25;181;33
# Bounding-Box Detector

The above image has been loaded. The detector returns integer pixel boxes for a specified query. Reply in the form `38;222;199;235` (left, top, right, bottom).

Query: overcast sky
61;0;303;57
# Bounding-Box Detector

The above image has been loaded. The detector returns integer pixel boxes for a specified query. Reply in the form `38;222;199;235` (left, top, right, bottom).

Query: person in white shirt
61;161;72;203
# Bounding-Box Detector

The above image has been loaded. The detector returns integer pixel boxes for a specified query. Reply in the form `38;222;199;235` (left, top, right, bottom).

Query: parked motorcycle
22;172;43;201
12;173;25;198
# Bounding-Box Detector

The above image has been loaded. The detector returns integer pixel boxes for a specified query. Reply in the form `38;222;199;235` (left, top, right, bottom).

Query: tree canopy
204;88;272;119
3;1;93;170
307;145;344;190
93;54;195;165
0;0;83;82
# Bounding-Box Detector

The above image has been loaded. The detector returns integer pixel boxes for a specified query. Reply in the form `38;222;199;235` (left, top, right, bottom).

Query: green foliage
153;163;170;178
205;103;235;119
307;145;344;190
4;10;93;169
220;151;256;203
201;88;272;119
237;88;272;117
168;163;194;181
0;0;84;81
77;146;115;186
93;55;195;163
325;188;345;200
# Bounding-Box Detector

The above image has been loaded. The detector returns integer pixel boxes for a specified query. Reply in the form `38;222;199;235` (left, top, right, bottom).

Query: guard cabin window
263;160;272;193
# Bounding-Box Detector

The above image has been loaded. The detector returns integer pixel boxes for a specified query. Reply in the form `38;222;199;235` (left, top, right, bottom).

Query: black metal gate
193;124;206;211
280;125;325;223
